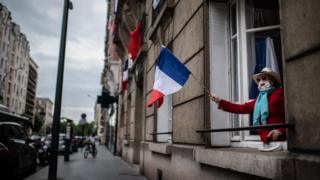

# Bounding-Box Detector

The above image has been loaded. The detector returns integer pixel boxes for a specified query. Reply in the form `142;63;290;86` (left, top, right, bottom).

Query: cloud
1;0;106;122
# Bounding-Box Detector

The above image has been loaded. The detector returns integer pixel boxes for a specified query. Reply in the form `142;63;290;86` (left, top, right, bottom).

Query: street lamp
48;0;73;180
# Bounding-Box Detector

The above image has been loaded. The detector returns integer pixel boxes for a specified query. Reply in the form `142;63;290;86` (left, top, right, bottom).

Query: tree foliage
33;113;44;133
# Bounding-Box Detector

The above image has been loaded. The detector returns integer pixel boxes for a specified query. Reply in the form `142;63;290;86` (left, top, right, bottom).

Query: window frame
209;0;286;149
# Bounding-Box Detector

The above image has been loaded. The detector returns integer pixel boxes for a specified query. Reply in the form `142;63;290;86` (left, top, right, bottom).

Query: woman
211;67;286;151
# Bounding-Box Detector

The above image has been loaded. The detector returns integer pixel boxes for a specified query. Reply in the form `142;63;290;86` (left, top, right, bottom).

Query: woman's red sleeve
218;99;256;114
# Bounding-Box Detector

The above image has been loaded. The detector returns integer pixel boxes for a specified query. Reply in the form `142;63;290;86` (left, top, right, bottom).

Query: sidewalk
25;145;148;180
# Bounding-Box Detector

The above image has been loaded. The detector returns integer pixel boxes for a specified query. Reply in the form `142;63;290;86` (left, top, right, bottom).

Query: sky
1;0;106;123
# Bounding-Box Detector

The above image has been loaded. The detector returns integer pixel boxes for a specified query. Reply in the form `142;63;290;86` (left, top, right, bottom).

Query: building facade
0;3;32;117
35;98;53;133
94;102;103;141
25;57;38;123
97;0;122;151
107;0;320;180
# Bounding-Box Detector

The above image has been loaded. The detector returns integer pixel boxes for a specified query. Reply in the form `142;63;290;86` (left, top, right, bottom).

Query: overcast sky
1;0;106;123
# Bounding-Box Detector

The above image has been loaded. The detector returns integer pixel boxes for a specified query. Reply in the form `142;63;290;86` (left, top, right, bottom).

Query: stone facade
35;98;53;133
97;0;122;150
25;57;38;123
108;0;320;179
94;102;103;141
0;3;32;117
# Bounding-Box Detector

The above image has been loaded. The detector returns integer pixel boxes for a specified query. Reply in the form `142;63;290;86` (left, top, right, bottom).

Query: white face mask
258;79;272;91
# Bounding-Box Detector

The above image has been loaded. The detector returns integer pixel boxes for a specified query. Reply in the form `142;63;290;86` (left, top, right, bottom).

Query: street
25;145;148;180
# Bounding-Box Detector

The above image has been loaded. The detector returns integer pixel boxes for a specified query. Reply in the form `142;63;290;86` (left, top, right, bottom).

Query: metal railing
196;123;294;134
150;132;173;135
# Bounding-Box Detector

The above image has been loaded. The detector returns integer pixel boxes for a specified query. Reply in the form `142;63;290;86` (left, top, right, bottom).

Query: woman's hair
267;75;281;87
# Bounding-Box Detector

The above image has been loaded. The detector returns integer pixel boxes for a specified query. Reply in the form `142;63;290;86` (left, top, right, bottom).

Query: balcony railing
196;123;294;134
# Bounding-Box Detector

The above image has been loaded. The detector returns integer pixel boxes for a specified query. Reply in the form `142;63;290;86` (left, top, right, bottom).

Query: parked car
0;141;12;178
0;121;37;179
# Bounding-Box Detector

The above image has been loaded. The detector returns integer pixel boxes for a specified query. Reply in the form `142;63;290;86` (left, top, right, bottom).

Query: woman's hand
267;129;282;141
210;94;221;104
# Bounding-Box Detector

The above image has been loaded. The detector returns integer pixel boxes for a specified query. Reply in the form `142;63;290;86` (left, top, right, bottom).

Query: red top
218;88;286;143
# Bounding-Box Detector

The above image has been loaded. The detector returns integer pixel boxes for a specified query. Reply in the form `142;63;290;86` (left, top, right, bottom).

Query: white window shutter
209;2;230;146
157;95;172;142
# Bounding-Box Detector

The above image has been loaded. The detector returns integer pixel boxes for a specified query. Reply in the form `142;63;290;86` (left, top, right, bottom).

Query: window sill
231;141;288;150
123;139;130;146
149;142;172;155
194;147;294;179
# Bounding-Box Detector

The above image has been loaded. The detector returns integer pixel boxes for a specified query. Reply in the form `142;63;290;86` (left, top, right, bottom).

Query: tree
59;121;67;133
72;121;96;136
33;113;44;133
46;126;52;134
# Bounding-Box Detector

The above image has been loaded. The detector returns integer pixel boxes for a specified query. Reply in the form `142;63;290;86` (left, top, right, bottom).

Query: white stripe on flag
123;71;128;81
153;66;182;95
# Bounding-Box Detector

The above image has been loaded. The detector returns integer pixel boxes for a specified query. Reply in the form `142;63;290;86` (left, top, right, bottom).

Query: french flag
147;46;190;108
121;60;129;92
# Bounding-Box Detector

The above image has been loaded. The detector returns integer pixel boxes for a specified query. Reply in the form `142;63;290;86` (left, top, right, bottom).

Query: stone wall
144;0;205;145
281;0;320;151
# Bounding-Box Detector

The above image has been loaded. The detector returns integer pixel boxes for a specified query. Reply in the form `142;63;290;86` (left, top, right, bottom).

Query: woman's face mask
257;75;273;91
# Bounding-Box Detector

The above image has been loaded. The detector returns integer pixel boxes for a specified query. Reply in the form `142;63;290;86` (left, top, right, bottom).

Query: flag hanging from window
147;46;191;108
111;16;116;37
121;60;129;92
128;21;142;61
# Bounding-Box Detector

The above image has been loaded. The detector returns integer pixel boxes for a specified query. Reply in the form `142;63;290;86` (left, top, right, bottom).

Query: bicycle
83;143;97;158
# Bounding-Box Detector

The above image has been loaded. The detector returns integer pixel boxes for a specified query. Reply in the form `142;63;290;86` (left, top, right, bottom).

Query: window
153;0;161;9
1;124;27;140
151;0;166;24
210;0;284;147
156;95;172;143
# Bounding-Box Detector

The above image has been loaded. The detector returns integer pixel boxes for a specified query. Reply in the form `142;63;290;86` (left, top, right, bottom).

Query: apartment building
0;3;33;117
25;57;38;123
35;97;53;133
107;0;320;179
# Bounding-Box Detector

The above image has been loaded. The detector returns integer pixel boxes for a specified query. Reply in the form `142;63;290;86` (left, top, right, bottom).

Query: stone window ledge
149;142;172;155
123;139;130;146
194;147;295;179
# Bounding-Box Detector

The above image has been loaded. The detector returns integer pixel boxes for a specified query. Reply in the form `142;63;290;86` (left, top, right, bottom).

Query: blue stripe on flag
123;59;128;70
156;47;190;86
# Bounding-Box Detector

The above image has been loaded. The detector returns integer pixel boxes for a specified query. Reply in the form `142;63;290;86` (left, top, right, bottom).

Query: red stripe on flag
128;21;142;60
147;89;164;108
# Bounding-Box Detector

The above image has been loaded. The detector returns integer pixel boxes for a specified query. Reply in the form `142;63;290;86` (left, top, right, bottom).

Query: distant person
86;134;96;152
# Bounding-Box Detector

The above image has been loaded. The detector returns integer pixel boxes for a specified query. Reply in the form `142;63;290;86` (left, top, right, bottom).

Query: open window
209;0;285;148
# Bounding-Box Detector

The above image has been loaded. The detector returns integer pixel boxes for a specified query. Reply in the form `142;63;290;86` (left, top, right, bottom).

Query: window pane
247;29;282;99
246;29;283;134
2;125;25;139
246;0;280;29
232;114;240;136
231;39;239;102
231;38;240;135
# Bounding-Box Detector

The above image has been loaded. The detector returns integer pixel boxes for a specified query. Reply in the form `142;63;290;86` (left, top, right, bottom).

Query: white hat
252;67;281;85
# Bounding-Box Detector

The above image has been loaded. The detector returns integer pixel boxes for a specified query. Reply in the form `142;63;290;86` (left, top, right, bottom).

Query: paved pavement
25;145;148;180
